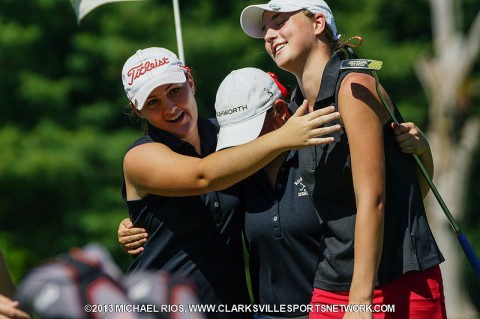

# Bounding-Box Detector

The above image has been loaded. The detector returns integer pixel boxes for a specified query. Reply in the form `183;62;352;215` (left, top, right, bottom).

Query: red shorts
309;265;447;319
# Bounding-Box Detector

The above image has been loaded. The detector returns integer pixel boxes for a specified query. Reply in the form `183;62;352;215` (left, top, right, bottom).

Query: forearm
193;106;339;193
349;205;384;304
415;145;434;198
197;128;291;191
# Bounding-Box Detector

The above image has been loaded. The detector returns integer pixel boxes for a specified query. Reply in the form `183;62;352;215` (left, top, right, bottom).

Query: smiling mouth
167;111;185;123
274;43;286;55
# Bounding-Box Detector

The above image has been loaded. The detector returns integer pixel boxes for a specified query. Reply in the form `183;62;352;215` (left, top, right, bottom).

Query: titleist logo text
127;57;170;85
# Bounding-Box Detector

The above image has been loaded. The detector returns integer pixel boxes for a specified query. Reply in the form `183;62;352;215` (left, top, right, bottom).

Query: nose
263;27;277;43
163;98;177;113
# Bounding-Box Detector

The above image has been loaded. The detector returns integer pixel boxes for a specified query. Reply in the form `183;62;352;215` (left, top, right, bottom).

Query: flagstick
172;0;185;64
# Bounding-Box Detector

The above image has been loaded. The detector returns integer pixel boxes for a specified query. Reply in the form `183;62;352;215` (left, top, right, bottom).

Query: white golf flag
70;0;146;23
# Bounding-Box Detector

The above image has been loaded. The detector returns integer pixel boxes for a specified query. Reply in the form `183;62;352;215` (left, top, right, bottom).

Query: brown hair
302;10;343;53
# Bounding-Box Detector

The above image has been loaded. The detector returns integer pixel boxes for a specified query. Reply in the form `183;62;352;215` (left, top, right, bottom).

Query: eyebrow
147;83;176;99
270;12;282;21
263;12;282;26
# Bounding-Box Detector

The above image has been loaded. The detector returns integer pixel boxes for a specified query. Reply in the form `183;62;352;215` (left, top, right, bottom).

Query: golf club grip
458;233;480;280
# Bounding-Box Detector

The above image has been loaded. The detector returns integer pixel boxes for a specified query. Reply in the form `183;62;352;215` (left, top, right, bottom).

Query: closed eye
262;13;288;36
275;18;287;29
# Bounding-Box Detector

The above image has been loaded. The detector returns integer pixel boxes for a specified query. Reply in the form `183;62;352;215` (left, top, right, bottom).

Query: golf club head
340;59;383;71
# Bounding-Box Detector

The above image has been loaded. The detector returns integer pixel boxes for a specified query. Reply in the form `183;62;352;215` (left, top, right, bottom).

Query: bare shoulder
338;72;392;124
339;72;377;101
123;142;178;182
123;142;193;199
124;142;171;166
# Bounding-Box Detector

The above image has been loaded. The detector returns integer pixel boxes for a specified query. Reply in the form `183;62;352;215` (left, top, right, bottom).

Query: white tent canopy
69;0;185;63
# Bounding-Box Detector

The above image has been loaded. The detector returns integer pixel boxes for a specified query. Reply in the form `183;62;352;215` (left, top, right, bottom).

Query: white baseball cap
215;68;282;151
122;47;188;110
240;0;337;39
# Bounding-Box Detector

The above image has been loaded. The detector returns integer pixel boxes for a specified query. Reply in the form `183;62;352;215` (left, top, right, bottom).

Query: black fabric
122;118;250;319
291;52;444;291
242;151;322;317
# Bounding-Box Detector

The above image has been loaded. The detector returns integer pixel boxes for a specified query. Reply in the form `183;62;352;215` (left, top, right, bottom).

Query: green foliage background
0;0;478;304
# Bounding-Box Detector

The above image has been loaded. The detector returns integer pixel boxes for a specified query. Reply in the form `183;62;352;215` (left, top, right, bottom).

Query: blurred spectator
15;243;206;319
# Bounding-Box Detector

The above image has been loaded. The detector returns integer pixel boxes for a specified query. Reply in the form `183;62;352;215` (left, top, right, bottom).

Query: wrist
348;283;373;305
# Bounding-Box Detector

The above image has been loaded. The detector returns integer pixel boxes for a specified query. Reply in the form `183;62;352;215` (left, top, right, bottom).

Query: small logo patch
294;177;308;197
269;4;281;10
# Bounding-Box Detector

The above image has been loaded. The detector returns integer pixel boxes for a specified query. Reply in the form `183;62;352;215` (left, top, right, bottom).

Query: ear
274;99;291;122
186;72;196;95
313;13;327;36
129;102;145;119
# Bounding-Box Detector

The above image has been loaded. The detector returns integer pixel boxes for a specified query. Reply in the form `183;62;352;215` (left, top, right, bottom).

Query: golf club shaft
372;72;458;232
371;71;480;280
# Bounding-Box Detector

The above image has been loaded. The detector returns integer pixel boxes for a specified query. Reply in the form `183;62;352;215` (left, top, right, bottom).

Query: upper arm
123;143;211;198
338;73;390;207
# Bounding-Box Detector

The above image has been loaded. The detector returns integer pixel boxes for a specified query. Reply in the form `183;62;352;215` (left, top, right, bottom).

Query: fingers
118;218;145;239
390;122;410;133
120;232;147;246
127;246;145;255
299;104;341;145
390;122;428;155
120;234;147;256
291;99;309;116
291;102;339;122
0;298;30;319
281;102;343;149
392;122;416;135
118;217;147;255
310;105;337;117
307;136;335;145
119;218;133;230
309;110;341;128
310;123;342;136
118;226;147;239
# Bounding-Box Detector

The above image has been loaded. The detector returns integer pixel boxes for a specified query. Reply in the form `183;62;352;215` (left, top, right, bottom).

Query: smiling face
132;74;199;140
262;10;328;75
262;11;313;72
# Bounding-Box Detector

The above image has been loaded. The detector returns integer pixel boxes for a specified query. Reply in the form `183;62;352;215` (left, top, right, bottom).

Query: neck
264;152;289;188
147;122;201;155
293;48;331;112
183;128;201;155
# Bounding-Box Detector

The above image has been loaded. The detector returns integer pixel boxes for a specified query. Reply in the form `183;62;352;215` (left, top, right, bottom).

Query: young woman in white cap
214;67;324;319
240;1;446;318
119;47;341;319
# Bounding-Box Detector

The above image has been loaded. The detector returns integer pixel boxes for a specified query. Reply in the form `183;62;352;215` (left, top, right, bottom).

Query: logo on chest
294;177;309;197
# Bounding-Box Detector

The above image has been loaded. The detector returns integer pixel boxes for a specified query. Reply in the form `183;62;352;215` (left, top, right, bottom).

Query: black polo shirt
242;150;322;316
122;119;251;319
292;52;444;291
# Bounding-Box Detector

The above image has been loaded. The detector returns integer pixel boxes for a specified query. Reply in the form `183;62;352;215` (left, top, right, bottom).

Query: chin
275;61;290;72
